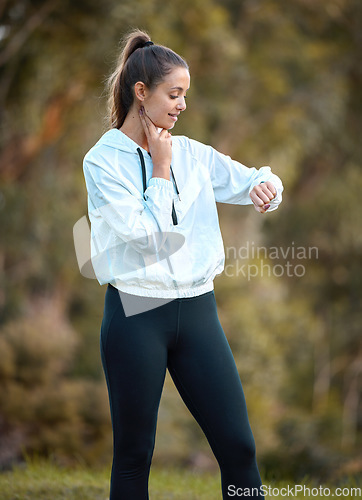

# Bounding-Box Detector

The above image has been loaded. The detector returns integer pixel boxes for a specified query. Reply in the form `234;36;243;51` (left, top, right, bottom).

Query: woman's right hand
139;106;172;180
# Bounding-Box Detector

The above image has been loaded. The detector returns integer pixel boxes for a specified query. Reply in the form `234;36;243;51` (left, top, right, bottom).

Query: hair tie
143;41;154;47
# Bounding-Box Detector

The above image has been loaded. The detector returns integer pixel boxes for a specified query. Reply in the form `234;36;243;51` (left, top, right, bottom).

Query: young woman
83;29;283;499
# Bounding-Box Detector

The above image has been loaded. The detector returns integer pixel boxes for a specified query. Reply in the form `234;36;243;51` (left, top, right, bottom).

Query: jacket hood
94;128;151;156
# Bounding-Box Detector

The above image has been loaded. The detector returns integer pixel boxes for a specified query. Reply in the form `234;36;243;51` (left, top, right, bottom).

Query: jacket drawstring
170;166;181;202
137;147;179;226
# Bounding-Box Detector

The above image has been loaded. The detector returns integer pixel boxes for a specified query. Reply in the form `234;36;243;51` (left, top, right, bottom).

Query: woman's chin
154;119;175;131
161;125;175;131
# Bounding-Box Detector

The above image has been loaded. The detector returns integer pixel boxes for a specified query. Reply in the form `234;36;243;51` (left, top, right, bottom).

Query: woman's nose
177;100;186;111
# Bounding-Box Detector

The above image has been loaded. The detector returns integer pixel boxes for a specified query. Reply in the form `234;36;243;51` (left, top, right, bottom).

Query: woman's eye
170;95;187;100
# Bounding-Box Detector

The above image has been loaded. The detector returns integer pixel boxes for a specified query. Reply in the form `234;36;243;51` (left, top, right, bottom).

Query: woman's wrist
152;165;170;180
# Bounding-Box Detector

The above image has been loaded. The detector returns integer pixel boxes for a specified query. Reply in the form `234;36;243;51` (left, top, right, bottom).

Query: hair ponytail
106;29;189;129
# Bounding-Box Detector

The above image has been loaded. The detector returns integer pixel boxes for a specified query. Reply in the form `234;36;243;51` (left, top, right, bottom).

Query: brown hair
107;29;189;129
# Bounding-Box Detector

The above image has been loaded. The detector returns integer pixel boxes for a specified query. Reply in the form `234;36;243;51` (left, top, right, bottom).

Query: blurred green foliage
0;0;361;482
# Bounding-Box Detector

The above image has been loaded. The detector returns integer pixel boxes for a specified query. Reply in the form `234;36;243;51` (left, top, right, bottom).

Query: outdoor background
0;0;361;488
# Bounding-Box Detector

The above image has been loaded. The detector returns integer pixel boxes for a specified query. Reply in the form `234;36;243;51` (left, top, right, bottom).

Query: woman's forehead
162;67;190;89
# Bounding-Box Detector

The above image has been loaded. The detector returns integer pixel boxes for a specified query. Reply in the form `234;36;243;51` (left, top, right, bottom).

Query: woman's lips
168;113;178;122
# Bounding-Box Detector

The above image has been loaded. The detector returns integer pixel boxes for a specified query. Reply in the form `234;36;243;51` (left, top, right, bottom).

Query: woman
83;29;283;499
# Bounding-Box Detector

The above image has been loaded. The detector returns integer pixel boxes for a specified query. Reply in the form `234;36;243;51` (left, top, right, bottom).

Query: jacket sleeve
188;138;283;211
83;154;175;255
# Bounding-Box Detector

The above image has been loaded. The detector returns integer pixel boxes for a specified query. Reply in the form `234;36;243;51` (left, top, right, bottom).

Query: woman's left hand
250;181;277;214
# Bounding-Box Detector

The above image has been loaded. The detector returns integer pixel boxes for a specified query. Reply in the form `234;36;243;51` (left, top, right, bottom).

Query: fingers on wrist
250;195;272;214
260;181;277;198
253;185;276;203
253;203;266;214
251;192;269;206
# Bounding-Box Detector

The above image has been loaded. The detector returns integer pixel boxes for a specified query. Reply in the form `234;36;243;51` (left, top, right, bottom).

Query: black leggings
100;284;264;499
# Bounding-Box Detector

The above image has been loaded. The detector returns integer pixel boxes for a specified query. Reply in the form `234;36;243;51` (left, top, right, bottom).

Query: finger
254;201;270;214
139;107;151;139
142;108;159;135
139;107;158;142
252;201;267;214
250;188;273;210
263;181;277;198
251;186;271;204
255;184;275;202
259;185;275;201
250;194;266;210
159;128;168;137
159;129;172;140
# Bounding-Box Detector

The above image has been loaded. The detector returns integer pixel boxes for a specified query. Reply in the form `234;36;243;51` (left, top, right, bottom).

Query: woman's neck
119;108;149;152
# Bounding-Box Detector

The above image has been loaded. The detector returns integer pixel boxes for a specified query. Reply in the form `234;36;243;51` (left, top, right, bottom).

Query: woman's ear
134;81;148;102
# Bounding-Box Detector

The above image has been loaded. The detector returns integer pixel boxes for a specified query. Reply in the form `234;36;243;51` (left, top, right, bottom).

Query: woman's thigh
100;285;178;438
167;291;255;454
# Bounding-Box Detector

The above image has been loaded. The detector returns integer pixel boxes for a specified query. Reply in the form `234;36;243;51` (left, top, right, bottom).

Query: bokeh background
0;0;361;485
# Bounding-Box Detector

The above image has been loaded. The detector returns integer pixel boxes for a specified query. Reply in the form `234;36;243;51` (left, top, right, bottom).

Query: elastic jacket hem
109;279;215;299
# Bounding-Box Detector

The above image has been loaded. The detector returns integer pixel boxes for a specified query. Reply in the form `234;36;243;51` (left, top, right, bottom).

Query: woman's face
141;66;190;130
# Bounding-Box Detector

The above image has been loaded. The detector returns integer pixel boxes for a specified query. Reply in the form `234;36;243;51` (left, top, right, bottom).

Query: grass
0;461;221;500
0;460;360;499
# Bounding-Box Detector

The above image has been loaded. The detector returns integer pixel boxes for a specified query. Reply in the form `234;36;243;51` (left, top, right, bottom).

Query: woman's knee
114;432;155;470
218;431;257;467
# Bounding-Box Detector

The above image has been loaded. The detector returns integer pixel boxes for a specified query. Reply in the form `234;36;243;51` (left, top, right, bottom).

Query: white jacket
83;128;283;298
